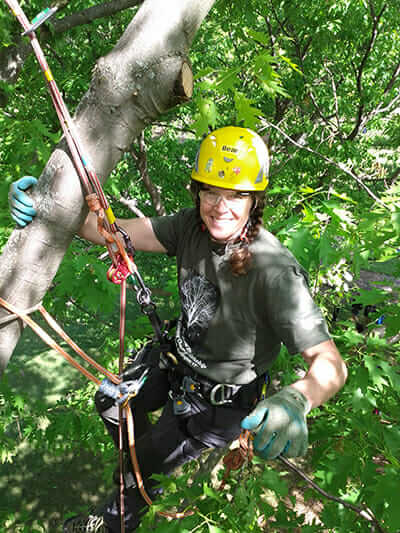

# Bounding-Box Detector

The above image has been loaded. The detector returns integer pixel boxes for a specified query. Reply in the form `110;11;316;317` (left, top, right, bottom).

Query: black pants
95;366;258;532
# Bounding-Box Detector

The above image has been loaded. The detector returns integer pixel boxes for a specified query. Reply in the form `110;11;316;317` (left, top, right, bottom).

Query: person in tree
9;126;347;533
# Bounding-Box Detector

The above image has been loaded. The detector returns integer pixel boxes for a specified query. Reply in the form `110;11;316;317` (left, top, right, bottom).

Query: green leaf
391;210;400;236
208;526;226;533
261;467;289;497
319;231;341;266
352;288;388;306
13;395;25;411
383;426;400;456
247;28;270;45
234;91;262;129
215;67;241;91
364;355;389;390
203;482;223;501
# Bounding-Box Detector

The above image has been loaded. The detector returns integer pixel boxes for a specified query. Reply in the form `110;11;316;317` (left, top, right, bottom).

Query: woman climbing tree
9;126;347;533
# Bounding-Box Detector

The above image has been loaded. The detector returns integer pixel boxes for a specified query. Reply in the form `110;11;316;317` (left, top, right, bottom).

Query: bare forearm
78;212;105;245
291;340;347;410
77;212;167;253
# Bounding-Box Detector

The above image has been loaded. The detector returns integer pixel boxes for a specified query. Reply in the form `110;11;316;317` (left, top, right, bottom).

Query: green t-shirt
151;208;330;384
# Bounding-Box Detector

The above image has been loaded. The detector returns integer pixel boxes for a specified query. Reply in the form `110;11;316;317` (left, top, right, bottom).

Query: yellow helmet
191;126;269;191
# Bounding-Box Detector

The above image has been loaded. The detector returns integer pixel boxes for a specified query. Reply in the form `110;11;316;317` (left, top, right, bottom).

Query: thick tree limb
53;0;143;33
0;0;215;374
0;0;143;86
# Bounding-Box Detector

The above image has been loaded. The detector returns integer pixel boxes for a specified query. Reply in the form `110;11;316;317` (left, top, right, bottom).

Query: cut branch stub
174;60;193;101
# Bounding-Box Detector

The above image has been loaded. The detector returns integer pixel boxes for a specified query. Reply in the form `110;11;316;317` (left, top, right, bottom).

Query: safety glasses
199;189;251;208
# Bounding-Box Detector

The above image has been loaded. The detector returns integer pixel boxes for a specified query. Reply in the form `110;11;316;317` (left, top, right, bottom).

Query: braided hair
190;180;266;276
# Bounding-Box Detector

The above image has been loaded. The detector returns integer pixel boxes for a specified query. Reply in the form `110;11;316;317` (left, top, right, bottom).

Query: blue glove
9;176;38;227
241;386;310;459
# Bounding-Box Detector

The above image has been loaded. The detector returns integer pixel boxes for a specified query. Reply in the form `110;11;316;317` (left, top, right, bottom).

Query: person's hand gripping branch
241;386;310;459
9;176;38;227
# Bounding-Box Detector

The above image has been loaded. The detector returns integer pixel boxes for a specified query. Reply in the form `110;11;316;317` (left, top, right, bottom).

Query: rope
125;403;195;520
219;431;387;533
0;302;42;325
0;296;120;386
219;430;253;490
118;279;127;533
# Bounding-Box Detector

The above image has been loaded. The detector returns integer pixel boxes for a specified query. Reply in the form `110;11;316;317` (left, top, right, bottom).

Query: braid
229;192;265;276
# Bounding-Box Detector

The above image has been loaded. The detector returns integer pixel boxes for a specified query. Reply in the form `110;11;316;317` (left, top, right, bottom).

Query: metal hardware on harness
182;375;200;394
99;368;149;404
116;223;136;259
169;391;192;416
180;375;240;406
172;394;191;416
210;383;240;406
107;256;131;285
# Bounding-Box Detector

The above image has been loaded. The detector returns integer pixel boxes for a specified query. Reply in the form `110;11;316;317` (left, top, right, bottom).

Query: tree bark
0;0;215;374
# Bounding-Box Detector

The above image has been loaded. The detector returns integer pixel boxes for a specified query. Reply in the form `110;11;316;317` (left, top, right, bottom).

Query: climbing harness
0;1;189;530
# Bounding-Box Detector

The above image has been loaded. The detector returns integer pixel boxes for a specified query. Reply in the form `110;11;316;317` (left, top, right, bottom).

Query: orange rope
38;305;119;384
125;403;195;519
0;296;120;386
219;430;253;490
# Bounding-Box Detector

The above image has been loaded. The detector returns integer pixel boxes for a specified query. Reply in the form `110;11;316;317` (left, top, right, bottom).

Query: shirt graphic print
175;270;219;369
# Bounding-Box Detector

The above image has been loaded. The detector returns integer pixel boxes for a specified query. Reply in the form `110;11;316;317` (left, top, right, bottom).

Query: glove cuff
283;386;312;415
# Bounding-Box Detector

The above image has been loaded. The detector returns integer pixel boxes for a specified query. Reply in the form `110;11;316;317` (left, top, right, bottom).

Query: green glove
241;386;310;459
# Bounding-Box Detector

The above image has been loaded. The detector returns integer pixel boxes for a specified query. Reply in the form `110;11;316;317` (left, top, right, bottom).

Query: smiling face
199;185;254;242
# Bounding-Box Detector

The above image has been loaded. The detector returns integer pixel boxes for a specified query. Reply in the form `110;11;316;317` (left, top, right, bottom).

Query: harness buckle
210;383;236;406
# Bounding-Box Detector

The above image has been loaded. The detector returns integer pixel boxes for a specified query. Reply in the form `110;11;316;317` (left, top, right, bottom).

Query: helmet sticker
223;156;234;163
254;166;265;183
222;145;238;153
218;170;225;178
233;167;241;175
194;149;200;172
205;158;214;172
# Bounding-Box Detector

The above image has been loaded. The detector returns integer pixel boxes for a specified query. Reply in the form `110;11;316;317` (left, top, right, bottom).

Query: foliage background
0;0;399;531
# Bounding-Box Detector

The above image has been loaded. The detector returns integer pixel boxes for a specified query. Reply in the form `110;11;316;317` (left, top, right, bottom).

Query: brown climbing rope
219;430;254;490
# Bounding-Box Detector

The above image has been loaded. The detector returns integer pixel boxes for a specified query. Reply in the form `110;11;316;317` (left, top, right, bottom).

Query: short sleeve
267;265;331;354
150;209;191;257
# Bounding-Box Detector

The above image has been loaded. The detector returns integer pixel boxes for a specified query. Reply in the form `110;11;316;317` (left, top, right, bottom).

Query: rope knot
86;193;102;212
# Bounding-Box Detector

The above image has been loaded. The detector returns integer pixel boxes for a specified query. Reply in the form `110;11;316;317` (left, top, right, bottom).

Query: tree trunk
0;0;215;374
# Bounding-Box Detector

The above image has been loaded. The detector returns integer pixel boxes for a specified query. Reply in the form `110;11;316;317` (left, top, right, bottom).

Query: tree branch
118;195;146;218
347;2;387;140
0;0;143;87
361;91;400;131
262;120;393;210
278;456;388;533
130;132;167;216
53;0;142;33
325;63;343;139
